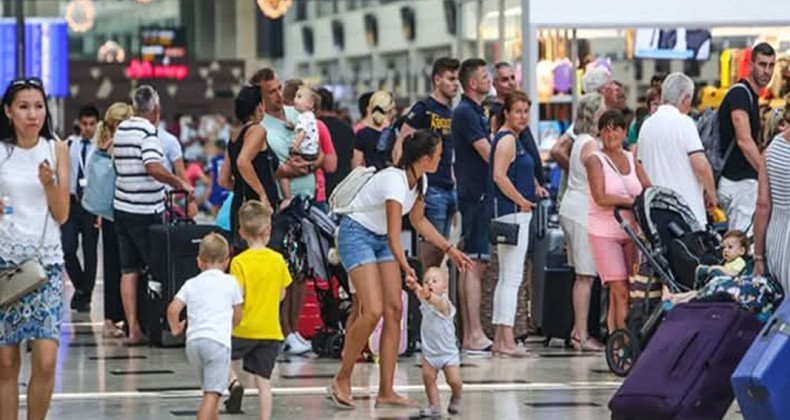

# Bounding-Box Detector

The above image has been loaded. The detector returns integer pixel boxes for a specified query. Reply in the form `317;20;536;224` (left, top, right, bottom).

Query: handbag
489;131;524;246
0;142;54;306
81;148;116;221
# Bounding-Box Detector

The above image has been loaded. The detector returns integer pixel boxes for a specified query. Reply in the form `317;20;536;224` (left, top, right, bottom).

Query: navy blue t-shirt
488;100;545;185
354;126;387;170
404;97;454;189
452;95;490;199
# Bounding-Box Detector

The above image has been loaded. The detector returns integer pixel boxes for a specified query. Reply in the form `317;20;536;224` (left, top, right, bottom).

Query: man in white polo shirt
637;72;717;227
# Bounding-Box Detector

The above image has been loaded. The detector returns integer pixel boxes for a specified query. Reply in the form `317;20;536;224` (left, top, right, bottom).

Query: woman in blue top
489;91;545;357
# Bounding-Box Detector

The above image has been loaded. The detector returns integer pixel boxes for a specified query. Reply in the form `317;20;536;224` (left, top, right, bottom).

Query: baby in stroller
663;230;750;305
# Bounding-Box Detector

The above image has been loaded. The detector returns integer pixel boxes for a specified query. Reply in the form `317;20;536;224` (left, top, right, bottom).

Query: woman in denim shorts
328;130;473;410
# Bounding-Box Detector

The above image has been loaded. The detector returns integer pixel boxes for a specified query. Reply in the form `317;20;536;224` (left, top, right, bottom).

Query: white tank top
0;138;63;265
559;133;598;226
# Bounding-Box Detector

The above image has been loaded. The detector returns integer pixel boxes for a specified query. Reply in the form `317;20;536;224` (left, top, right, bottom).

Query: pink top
314;119;335;202
587;151;643;239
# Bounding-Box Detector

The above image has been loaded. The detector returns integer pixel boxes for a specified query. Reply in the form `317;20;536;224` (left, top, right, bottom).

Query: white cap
582;67;613;94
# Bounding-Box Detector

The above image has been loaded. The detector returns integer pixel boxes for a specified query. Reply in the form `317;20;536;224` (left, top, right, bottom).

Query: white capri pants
492;212;533;327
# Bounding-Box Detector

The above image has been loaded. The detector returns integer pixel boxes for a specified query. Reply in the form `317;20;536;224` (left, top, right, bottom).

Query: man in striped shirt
113;85;192;345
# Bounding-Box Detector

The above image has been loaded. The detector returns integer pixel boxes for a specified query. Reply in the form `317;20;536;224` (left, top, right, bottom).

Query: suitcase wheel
605;328;641;377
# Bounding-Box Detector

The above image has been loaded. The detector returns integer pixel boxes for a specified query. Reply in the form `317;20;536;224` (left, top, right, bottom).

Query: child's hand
405;276;419;291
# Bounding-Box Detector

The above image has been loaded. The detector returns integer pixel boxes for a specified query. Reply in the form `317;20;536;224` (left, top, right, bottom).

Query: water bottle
2;194;12;224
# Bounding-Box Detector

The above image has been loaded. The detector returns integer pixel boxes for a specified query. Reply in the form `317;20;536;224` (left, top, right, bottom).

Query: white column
520;0;538;138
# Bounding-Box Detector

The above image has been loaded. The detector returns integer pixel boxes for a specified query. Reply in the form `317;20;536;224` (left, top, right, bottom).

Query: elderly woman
558;93;606;352
489;91;546;357
0;77;70;420
586;110;651;332
754;104;790;293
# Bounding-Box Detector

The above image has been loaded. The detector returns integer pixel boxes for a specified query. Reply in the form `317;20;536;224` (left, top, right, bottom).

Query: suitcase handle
165;189;195;225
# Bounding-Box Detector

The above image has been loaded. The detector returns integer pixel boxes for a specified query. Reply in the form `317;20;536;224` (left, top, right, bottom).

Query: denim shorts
423;186;458;238
337;217;394;272
458;193;492;261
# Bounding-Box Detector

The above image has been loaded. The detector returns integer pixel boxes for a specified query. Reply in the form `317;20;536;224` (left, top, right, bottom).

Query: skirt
0;258;64;346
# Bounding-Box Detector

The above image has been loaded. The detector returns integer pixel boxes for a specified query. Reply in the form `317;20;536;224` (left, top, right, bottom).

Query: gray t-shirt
420;294;458;358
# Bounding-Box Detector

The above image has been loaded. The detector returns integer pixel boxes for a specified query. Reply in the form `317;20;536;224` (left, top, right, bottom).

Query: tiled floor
13;281;744;419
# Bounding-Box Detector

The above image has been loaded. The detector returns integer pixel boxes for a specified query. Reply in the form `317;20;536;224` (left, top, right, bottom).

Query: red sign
125;59;188;80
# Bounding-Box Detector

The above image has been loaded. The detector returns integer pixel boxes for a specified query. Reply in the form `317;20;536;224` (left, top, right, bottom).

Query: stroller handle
613;206;633;226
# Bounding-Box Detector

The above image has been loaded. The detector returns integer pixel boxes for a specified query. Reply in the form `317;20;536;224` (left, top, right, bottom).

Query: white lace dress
0;139;65;345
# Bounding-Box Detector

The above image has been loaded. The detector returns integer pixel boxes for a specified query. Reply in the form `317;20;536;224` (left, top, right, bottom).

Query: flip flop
463;344;493;355
375;395;418;408
224;379;244;414
326;383;355;410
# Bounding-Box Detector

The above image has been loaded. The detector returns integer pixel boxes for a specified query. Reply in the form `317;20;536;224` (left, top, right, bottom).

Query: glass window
348;0;358;10
316;0;335;17
296;0;308;21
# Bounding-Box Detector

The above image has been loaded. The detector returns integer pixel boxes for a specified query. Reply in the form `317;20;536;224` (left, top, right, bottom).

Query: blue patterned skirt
0;258;64;346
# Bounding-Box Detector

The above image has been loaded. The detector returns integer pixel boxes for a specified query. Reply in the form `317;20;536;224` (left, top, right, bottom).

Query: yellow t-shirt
231;247;292;340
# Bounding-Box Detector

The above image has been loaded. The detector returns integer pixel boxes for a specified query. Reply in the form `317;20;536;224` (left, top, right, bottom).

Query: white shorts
424;352;461;369
559;216;597;276
186;338;231;394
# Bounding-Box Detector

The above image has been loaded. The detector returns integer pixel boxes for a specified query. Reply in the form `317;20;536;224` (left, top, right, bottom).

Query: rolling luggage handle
165;189;195;225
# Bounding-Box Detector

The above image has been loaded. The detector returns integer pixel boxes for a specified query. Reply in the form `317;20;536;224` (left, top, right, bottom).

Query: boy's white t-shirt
347;167;427;235
174;269;243;348
294;111;319;155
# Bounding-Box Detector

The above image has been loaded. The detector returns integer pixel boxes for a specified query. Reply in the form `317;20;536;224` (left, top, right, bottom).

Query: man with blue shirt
451;58;494;353
63;106;101;313
393;57;460;270
250;68;322;355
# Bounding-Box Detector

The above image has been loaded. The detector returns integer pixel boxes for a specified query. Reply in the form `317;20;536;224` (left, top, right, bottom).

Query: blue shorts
337;217;395;272
423;186;457;238
458;193;491;261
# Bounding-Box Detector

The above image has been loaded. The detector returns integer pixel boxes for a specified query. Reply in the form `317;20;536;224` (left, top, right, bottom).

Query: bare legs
458;261;491;350
120;272;145;343
0;339;59;420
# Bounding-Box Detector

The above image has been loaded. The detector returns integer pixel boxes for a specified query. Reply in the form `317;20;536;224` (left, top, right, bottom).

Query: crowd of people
2;39;790;419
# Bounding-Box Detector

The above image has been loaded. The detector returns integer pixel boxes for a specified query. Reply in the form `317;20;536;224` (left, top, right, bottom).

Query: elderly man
637;72;717;226
113;85;192;345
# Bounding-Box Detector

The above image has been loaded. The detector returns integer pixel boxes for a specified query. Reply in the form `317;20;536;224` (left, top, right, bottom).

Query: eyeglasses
9;77;43;88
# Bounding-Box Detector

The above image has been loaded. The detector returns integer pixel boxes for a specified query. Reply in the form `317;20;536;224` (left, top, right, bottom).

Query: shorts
186;338;231;394
588;234;637;284
337;217;394;272
424;352;461;369
114;210;162;274
231;337;281;379
458;193;492;261
559;216;597;276
423;186;458;238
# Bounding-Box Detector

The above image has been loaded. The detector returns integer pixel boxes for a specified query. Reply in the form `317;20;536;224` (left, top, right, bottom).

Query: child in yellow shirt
224;200;292;420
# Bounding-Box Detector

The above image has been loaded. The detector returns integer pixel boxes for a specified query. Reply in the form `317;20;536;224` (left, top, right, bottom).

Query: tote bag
81;149;116;221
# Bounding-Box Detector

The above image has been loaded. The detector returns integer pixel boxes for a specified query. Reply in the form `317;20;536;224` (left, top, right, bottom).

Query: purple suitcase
609;302;761;420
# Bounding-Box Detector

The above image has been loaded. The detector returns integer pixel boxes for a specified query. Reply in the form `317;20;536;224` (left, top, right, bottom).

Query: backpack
698;83;754;183
328;166;378;214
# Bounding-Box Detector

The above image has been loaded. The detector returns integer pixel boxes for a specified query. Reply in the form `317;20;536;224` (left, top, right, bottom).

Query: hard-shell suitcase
142;191;229;347
609;302;761;420
530;224;564;330
731;297;790;420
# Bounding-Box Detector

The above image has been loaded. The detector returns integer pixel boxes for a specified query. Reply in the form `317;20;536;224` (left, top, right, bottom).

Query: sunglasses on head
10;77;43;88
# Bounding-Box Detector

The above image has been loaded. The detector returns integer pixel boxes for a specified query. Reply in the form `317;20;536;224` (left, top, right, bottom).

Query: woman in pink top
586;110;651;332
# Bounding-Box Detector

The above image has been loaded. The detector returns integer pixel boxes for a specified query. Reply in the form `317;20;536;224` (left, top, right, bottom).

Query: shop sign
125;59;188;80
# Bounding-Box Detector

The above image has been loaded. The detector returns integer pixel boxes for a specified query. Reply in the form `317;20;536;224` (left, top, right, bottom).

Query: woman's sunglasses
9;77;43;88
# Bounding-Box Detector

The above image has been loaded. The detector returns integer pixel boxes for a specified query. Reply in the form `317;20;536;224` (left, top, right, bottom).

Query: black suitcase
141;191;230;347
541;247;602;347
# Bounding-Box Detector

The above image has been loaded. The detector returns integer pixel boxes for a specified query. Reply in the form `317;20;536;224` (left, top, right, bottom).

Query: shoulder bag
489;132;524;246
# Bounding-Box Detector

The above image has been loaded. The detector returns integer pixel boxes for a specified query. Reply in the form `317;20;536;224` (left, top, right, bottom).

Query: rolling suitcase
609;302;761;420
142;191;229;347
731;298;790;420
530;219;564;330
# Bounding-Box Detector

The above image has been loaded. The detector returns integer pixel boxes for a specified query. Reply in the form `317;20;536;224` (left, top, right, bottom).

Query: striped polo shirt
112;116;165;214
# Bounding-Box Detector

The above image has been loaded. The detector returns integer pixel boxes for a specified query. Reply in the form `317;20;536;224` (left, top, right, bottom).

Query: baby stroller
605;187;721;377
299;202;353;358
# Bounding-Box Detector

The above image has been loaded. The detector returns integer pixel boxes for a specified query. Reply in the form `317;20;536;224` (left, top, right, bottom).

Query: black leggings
102;220;124;323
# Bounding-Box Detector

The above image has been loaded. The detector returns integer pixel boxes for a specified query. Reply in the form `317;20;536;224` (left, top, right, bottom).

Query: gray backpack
697;83;754;183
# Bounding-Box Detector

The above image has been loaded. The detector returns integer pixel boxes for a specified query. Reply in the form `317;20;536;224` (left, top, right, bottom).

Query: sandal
224;379;244;414
326;382;355;410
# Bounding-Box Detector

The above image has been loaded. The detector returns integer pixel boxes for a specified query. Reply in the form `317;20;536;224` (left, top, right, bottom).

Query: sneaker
448;400;461;415
284;333;311;355
419;405;442;418
294;332;311;346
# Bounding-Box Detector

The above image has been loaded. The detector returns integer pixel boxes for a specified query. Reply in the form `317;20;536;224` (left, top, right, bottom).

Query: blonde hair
238;200;273;239
95;102;133;150
424;266;448;285
763;107;787;150
198;232;230;265
368;91;394;127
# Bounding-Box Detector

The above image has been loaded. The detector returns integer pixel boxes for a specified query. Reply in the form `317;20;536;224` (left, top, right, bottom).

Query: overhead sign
125;59;189;80
0;18;69;98
139;26;186;63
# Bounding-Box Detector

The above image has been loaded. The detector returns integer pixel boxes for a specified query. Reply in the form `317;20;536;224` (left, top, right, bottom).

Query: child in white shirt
406;267;463;417
279;86;321;208
168;233;243;420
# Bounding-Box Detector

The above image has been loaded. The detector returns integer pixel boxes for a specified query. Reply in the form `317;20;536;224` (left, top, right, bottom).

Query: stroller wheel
605;329;641;377
328;332;345;358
